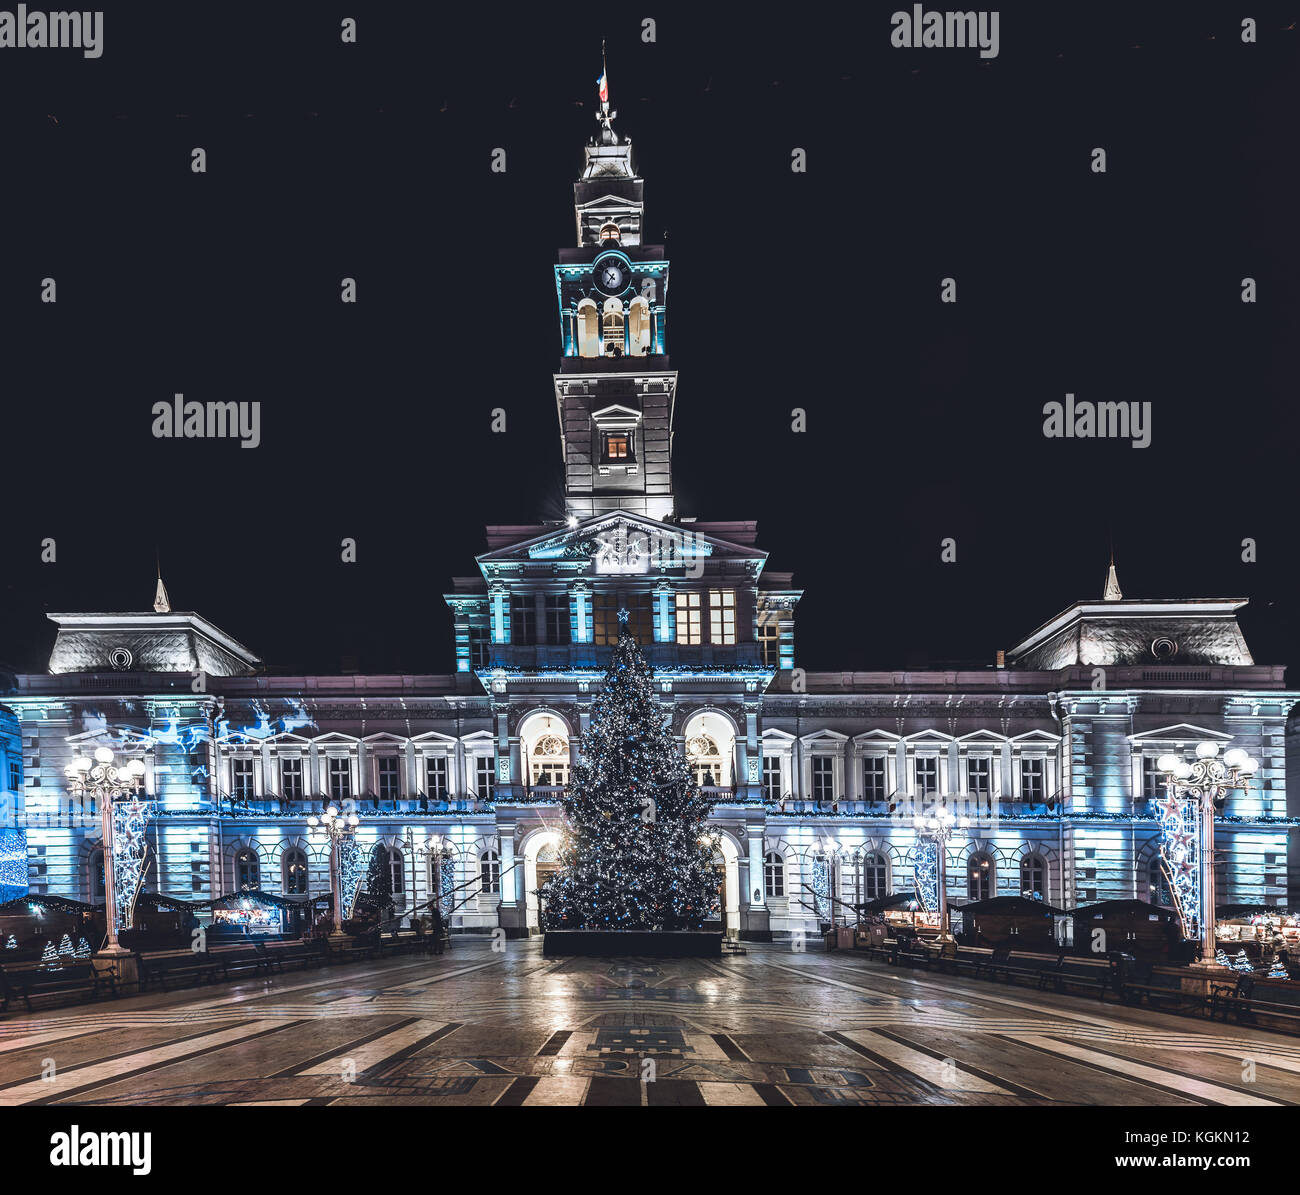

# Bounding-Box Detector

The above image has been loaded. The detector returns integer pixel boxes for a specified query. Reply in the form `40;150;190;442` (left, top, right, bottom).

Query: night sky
0;2;1297;679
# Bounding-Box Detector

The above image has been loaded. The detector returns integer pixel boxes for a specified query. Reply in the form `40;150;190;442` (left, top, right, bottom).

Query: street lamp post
1156;742;1257;968
403;829;447;926
65;745;146;956
912;803;970;943
307;804;360;937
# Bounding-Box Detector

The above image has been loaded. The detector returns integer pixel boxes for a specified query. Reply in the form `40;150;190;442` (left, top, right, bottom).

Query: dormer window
602;432;632;462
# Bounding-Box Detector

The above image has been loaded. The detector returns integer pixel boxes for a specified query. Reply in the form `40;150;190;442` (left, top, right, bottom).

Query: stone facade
0;102;1296;941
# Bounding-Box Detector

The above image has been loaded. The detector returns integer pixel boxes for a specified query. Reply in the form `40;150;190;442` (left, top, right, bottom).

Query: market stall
197;890;311;939
1214;905;1298;969
954;895;1065;952
1068;899;1184;960
0;894;103;962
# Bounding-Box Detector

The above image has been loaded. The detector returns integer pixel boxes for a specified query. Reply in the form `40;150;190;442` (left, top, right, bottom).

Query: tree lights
307;804;361;935
911;802;969;942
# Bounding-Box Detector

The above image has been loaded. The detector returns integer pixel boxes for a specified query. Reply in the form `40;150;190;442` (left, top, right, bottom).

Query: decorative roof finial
596;40;619;145
154;553;171;614
1103;546;1123;602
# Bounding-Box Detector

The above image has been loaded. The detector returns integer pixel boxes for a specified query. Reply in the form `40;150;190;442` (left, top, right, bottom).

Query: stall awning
195;889;311;911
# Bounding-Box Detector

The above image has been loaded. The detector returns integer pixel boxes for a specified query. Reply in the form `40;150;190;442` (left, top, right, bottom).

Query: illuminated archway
519;711;571;790
684;710;735;789
521;827;562;931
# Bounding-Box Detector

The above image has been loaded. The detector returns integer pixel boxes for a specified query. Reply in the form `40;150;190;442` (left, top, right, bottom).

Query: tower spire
1103;547;1123;602
153;553;171;614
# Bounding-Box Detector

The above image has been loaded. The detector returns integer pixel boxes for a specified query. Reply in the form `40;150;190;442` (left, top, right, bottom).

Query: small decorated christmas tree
74;937;91;961
1232;948;1254;972
1215;947;1232;967
39;940;60;970
4;934;15;950
545;620;718;931
57;933;74;962
1268;959;1290;980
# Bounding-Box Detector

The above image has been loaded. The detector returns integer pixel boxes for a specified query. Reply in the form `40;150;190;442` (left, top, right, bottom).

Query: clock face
593;255;629;296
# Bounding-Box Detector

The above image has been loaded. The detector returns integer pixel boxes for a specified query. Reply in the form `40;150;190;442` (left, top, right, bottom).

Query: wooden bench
0;962;117;1011
1037;953;1118;1001
972;944;1014;982
1116;959;1195;1011
1208;975;1256;1023
215;946;275;981
139;950;222;991
259;940;325;972
325;935;380;964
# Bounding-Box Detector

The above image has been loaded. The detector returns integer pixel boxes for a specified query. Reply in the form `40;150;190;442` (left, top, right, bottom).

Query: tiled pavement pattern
0;942;1298;1106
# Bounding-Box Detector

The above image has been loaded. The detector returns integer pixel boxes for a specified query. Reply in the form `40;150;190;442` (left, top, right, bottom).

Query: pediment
478;512;766;575
1128;723;1233;744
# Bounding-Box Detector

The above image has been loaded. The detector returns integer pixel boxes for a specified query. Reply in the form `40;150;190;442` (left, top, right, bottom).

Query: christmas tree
74;937;91;961
4;934;15;950
545;620;719;932
39;941;60;970
58;933;74;962
1268;959;1290;980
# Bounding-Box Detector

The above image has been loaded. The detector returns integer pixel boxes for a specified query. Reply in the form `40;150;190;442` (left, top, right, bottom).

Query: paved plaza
0;941;1297;1107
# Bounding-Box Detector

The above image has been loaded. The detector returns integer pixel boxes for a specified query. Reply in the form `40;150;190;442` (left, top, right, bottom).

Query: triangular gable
853;729;901;744
312;731;360;745
361;732;407;746
412;730;458;745
1010;730;1062;744
1128;723;1233;744
904;729;955;744
957;730;1008;744
800;728;848;745
477;510;767;570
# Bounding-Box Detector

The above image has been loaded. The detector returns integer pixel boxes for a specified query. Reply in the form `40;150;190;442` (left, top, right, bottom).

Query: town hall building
1;91;1296;942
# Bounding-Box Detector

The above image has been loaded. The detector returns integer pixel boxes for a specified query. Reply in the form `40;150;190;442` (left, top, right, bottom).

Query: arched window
601;298;624;355
89;849;105;902
598;221;621;244
687;733;723;788
235;847;260;891
967;851;994;901
576;300;600;358
862;852;888;900
1020;854;1046;901
283;848;308;895
529;733;570;787
480;849;500;894
1148;856;1172;907
387;846;404;899
764;851;785;898
627;296;650;355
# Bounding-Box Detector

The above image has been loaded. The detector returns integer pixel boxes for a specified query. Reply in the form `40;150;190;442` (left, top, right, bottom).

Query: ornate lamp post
403;829;449;924
1156;742;1257;967
307;804;360;936
912;803;970;943
65;745;146;956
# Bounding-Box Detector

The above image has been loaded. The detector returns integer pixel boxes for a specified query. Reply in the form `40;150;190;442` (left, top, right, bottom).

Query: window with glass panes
283;848;308;895
1021;854;1046;900
675;591;702;644
967;756;992;801
480;850;500;893
709;589;736;644
425;756;448;800
377;756;401;801
593;594;620;645
1142;754;1164;799
474;755;495;799
762;755;783;802
756;612;780;666
625;593;653;644
328;756;351;801
764;852;785;898
862;756;887;803
235;848;259;890
915;756;939;797
469;626;490;669
232;757;254;799
280;756;303;800
545;594;571;644
511;594;537;645
812;756;835;803
862;852;888;899
1020;757;1045;803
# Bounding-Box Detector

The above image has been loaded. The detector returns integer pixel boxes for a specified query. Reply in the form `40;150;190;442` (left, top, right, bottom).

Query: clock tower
553;68;676;521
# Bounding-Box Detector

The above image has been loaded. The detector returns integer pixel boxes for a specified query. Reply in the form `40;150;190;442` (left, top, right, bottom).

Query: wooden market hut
1068;899;1184;960
954;895;1064;952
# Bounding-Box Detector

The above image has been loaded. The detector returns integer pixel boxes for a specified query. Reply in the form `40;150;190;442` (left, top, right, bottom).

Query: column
748;828;765;907
499;823;517;908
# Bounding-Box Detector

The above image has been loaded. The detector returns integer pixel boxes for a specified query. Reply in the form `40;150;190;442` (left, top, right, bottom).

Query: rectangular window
232;757;254;800
626;594;653;644
426;756;448;800
862;756;887;803
7;761;19;792
475;756;495;800
762;755;783;802
280;757;303;800
675;592;702;645
377;757;401;802
511;594;538;646
915;756;939;798
757;614;780;667
1021;757;1045;803
593;594;620;645
709;589;736;645
1142;755;1164;799
328;756;351;802
602;431;633;462
967;757;991;799
469;626;490;669
545;594;571;645
812;756;835;803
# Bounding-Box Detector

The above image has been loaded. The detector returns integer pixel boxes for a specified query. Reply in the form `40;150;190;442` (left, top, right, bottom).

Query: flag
597;71;608;104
